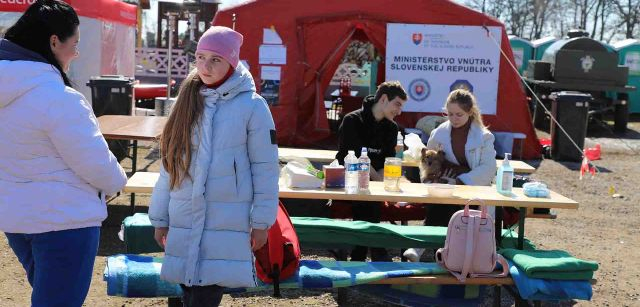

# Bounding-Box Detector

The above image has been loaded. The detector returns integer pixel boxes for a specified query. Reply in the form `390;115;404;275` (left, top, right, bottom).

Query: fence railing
135;47;190;78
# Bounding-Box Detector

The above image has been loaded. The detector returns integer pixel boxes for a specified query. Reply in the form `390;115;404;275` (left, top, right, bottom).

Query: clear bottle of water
358;147;370;192
344;150;359;194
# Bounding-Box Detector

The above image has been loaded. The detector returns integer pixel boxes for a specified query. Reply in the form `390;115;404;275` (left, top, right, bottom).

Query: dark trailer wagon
524;31;635;134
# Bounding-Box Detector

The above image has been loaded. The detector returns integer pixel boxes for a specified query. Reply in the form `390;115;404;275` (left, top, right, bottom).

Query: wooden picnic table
97;115;167;212
278;147;536;174
123;172;575;210
98;115;167;142
124;171;576;249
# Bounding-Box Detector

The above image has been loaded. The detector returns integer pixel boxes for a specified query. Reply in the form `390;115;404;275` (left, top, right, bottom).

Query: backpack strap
465;198;488;218
470;254;510;279
450;215;478;282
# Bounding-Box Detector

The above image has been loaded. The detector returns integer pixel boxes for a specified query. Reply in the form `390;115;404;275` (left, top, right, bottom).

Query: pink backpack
435;200;509;282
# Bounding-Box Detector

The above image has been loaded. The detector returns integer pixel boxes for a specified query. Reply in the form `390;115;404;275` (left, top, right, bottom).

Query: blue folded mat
104;254;449;297
507;260;592;301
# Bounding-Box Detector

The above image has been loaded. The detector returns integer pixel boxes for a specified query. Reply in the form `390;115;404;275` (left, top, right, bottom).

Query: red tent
214;0;541;159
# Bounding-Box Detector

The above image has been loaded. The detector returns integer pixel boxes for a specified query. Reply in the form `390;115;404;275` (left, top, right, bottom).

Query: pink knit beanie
196;26;243;68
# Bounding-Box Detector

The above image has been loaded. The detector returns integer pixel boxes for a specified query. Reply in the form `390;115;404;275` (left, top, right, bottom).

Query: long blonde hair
445;89;487;129
160;70;204;189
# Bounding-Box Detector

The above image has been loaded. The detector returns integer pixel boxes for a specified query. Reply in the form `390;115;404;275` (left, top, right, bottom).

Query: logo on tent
409;79;430;101
412;33;423;45
449;80;474;93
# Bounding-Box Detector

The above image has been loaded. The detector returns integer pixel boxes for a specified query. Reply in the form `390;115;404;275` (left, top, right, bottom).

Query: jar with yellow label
383;157;402;192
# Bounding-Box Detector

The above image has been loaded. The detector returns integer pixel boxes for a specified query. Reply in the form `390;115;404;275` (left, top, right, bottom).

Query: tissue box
323;165;345;188
283;162;323;188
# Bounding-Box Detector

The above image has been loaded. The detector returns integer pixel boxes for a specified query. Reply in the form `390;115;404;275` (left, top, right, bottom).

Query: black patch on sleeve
270;129;277;144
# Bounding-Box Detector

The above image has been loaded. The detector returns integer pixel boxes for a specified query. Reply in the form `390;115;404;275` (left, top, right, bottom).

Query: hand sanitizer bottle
395;131;404;159
496;153;514;195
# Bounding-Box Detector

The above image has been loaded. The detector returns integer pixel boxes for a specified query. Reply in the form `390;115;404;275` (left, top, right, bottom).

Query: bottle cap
503;153;511;165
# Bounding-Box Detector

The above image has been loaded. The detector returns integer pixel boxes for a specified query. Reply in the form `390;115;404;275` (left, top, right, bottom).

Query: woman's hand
251;228;269;251
154;227;169;250
369;168;384;182
440;169;457;185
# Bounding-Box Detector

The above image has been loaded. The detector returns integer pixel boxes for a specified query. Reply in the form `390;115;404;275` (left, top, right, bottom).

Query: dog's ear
421;147;427;157
437;150;445;160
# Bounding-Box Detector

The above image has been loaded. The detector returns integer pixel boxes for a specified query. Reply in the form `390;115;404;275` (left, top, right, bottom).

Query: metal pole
232;13;236;30
189;13;196;41
166;13;176;100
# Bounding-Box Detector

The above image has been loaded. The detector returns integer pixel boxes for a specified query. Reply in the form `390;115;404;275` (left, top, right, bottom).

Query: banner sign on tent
260;65;281;106
0;0;36;12
386;24;502;114
0;0;136;26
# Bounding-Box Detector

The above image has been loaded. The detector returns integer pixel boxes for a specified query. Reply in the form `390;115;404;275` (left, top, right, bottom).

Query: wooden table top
124;172;577;209
278;147;536;174
98;115;167;141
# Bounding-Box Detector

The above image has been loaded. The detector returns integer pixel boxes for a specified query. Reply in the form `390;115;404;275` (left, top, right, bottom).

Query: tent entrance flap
295;15;387;146
321;29;382;134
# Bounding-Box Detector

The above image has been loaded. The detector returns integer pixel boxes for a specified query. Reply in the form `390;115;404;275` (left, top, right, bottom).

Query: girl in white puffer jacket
149;26;279;307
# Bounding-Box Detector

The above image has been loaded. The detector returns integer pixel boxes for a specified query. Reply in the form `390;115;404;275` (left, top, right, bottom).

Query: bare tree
465;0;633;42
505;0;532;37
530;0;553;39
598;0;612;41
465;0;508;21
612;0;640;38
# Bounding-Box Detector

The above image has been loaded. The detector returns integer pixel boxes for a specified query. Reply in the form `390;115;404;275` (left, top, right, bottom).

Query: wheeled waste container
550;91;591;162
87;75;135;162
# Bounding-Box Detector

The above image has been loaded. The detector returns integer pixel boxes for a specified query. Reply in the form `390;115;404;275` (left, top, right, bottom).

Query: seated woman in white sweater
404;89;496;262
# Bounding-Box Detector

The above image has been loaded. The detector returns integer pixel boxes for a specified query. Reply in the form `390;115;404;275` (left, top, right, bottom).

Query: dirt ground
0;119;638;307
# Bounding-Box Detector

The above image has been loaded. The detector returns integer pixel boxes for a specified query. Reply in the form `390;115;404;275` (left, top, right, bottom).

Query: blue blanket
104;254;449;297
508;260;592;301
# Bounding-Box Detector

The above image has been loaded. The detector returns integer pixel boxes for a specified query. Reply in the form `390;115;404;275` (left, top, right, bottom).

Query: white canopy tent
1;0;137;99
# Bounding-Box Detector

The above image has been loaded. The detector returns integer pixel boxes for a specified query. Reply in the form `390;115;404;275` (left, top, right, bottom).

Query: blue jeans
5;227;100;307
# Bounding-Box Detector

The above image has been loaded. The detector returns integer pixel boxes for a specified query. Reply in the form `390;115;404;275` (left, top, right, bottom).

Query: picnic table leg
518;207;526;250
504;285;528;307
493;286;501;307
167;297;181;307
401;220;408;262
337;288;349;305
495;205;503;246
130;140;138;215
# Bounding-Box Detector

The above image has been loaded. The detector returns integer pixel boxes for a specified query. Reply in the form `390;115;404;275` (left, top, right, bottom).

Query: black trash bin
550;91;591;162
87;75;135;162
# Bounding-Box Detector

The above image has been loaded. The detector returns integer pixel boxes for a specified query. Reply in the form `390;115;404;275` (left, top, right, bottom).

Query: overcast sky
219;0;250;9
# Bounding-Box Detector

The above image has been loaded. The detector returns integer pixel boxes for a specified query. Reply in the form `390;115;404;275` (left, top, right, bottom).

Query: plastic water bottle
496;153;514;195
395;131;404;159
344;150;359;194
358;147;370;192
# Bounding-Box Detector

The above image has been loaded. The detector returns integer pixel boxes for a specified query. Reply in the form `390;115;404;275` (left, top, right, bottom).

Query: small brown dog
419;148;445;183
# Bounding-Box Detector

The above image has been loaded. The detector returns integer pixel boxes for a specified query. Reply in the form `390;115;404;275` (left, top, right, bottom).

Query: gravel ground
1;120;638;306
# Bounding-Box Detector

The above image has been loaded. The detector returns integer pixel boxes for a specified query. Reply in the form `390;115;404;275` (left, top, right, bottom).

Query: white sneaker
403;248;425;262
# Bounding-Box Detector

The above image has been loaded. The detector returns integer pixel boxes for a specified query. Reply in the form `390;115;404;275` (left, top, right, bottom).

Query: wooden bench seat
371;275;515;285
